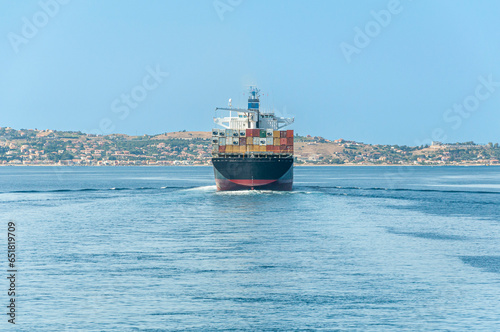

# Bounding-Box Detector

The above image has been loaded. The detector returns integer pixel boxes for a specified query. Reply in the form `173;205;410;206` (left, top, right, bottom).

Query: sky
1;0;500;145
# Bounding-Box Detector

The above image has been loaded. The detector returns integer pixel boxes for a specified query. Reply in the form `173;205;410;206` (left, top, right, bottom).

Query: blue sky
1;0;500;145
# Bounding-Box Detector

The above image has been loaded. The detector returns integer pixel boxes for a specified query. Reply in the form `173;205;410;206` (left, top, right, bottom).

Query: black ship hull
212;156;293;191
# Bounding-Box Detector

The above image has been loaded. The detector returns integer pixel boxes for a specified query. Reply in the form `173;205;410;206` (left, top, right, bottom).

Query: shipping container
259;129;266;138
239;146;246;153
286;145;293;152
266;137;273;145
212;137;219;144
219;145;226;153
232;137;239;145
280;131;287;138
280;138;287;145
273;138;280;146
280;146;287;153
287;137;293;146
219;130;225;137
212;145;219;152
212;129;219;136
266;129;274;137
266;145;274;152
239;130;246;137
253;137;260;145
273;130;280;138
227;145;234;153
286;130;294;138
260;145;267;152
225;129;232;137
239;137;246;145
259;138;267;146
252;145;260;152
219;137;226;146
246;145;253;152
232;131;239;137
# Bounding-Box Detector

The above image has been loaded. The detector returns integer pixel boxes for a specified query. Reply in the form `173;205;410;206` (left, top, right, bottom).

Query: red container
287;137;293;145
280;147;287;153
246;129;253;137
280;131;287;138
280;138;287;145
286;130;294;138
286;145;293;152
266;145;274;152
219;146;226;153
239;137;246;145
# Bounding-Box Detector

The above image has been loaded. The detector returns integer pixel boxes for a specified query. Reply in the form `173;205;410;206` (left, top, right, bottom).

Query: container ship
211;87;294;191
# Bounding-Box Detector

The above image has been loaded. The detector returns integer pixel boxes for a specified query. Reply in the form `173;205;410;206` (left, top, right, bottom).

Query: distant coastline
1;127;499;167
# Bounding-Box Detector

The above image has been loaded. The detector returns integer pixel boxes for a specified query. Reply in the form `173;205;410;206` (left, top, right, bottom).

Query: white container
212;145;219;152
219;130;225;137
253;137;260;145
219;138;226;146
259;138;266;146
212;137;219;144
226;129;233;137
266;137;273;145
266;129;274;137
232;137;239;145
239;130;246;137
212;129;219;136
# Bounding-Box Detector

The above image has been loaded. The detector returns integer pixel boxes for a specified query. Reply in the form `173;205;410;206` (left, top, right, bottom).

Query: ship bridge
214;87;294;130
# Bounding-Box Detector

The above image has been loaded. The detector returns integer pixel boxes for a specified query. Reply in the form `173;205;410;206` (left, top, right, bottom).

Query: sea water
1;166;500;330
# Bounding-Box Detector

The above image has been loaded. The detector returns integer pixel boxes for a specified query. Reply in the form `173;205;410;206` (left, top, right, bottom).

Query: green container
259;129;266;138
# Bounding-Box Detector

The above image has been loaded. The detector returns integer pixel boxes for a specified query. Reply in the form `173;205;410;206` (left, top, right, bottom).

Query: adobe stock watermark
415;74;499;147
91;65;169;135
340;0;412;64
7;0;71;54
213;0;243;21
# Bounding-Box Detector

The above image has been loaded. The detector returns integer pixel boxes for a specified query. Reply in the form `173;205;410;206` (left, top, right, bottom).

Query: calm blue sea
1;166;500;331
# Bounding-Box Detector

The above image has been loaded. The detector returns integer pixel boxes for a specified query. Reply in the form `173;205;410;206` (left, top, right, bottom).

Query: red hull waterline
215;178;293;191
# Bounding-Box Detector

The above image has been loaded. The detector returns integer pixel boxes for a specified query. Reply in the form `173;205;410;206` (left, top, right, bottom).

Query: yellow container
274;138;280;146
273;131;280;138
246;145;253;152
259;145;266;152
226;145;233;153
252;146;260;152
239;146;246;153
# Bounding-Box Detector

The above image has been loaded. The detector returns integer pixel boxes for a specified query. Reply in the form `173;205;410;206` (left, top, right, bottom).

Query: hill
0;127;499;166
